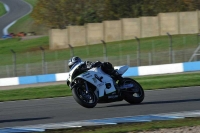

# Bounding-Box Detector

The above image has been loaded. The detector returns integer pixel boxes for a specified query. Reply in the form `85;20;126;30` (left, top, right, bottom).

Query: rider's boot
111;70;123;81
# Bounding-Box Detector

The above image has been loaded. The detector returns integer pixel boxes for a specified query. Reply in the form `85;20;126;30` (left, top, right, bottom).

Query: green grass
0;72;199;102
0;36;49;65
135;72;200;90
0;36;48;53
0;1;6;17
0;85;71;101
42;117;200;133
0;34;199;66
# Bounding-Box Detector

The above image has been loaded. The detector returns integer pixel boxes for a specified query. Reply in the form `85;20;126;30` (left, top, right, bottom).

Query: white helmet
68;56;82;69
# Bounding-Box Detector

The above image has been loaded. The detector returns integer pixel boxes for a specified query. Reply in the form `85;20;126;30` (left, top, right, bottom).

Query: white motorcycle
66;62;144;108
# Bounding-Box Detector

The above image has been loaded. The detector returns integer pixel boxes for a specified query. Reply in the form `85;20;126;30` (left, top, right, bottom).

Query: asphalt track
0;86;200;128
0;0;32;37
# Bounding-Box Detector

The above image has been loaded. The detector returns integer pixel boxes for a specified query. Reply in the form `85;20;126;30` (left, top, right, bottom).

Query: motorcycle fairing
68;62;85;82
114;65;129;75
75;67;116;97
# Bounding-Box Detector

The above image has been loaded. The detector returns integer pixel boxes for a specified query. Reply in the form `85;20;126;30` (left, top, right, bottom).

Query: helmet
68;56;82;69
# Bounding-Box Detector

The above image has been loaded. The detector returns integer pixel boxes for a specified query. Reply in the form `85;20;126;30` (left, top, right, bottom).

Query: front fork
84;81;89;94
84;81;99;100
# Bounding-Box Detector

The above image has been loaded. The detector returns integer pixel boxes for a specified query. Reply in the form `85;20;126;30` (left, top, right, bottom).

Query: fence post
101;40;107;61
10;49;17;76
25;64;29;76
45;62;48;74
152;40;155;64
197;34;200;46
127;55;130;66
149;52;152;65
167;32;173;63
197;34;200;61
135;36;140;66
6;65;10;77
173;51;175;63
68;44;74;57
39;46;46;74
65;60;68;72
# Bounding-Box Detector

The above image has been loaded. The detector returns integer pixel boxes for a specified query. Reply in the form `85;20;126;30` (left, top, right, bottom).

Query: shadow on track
97;98;200;108
0;117;51;123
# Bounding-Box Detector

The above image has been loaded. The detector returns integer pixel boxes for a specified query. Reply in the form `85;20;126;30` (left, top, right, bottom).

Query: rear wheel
72;83;97;108
118;78;144;104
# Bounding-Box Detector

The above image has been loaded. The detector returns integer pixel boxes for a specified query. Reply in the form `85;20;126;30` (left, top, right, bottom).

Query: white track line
1;110;199;131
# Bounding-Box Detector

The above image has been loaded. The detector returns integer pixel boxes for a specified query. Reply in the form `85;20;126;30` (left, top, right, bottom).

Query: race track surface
0;86;200;128
0;0;32;37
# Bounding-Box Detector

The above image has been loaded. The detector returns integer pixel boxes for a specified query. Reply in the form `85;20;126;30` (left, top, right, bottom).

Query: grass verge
42;117;200;133
0;72;199;102
0;1;6;17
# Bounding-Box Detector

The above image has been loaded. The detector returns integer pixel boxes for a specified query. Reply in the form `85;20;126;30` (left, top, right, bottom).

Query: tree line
31;0;200;29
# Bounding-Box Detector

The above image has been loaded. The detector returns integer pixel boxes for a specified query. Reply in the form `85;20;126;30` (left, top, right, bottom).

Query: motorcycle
66;62;144;108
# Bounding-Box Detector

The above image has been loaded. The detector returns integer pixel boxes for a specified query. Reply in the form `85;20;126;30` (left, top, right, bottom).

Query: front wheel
118;78;144;104
72;83;98;108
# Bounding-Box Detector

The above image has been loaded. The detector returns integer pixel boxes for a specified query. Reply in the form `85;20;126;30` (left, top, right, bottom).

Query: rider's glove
66;79;70;86
92;61;102;68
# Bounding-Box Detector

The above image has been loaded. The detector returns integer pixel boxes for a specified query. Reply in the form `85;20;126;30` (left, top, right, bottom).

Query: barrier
0;77;19;86
183;61;200;72
19;76;37;85
49;29;68;49
0;61;199;87
138;63;183;76
37;74;56;83
55;73;69;81
50;11;200;49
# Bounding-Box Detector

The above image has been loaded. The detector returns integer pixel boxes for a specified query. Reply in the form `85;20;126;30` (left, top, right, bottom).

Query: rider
68;56;123;81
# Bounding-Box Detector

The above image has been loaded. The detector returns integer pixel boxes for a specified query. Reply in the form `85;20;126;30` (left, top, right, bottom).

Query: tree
31;0;68;28
103;0;198;19
31;0;199;28
103;0;137;20
139;0;190;16
74;0;104;25
31;0;104;28
183;0;200;10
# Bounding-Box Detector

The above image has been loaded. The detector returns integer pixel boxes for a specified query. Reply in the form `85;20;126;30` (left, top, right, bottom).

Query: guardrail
0;61;200;87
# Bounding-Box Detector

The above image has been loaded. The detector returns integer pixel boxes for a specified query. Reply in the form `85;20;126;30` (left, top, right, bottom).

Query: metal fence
0;48;199;78
1;33;200;78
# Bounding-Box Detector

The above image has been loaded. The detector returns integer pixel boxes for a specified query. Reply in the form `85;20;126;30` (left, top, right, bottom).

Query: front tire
118;78;144;104
72;83;98;108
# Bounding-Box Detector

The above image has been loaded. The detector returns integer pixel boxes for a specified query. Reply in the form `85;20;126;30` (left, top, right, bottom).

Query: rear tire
118;78;144;104
72;83;98;108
